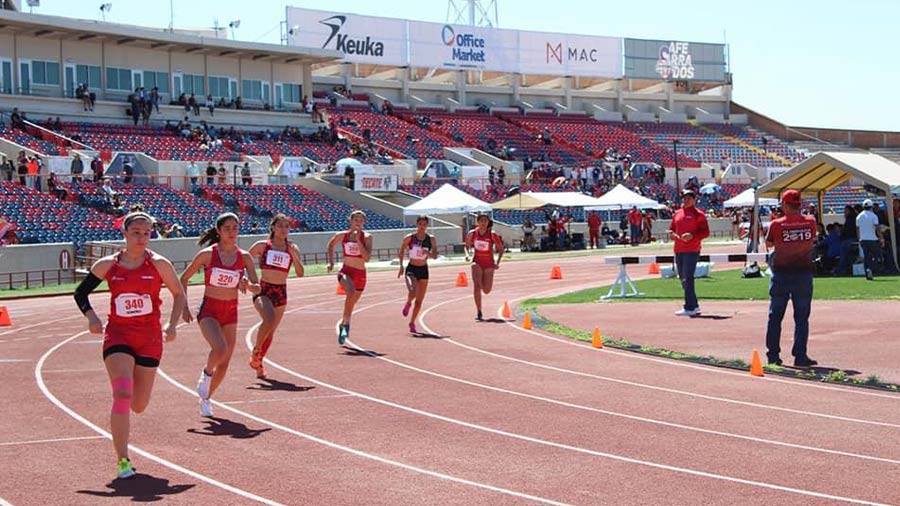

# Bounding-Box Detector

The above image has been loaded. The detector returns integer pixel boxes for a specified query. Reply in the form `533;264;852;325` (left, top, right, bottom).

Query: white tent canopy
402;183;492;216
723;188;779;208
754;152;899;266
491;191;605;210
584;184;666;211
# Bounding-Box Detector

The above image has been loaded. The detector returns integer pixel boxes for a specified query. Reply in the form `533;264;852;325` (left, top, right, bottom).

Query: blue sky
28;0;900;132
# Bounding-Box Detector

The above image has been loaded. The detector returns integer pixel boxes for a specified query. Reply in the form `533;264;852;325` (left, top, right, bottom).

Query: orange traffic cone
550;265;563;280
523;311;533;330
336;282;346;295
0;306;10;327
648;262;660;275
502;301;511;319
456;272;468;287
592;327;603;348
750;349;764;377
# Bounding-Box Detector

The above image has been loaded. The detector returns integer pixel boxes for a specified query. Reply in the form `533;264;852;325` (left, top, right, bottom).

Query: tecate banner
285;7;407;66
518;31;621;77
408;21;519;72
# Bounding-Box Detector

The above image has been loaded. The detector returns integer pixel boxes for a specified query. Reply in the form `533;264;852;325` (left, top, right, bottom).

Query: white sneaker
674;309;698;317
197;369;212;400
199;398;213;417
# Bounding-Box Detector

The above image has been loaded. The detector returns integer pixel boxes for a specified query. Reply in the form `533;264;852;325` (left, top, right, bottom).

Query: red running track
0;251;898;505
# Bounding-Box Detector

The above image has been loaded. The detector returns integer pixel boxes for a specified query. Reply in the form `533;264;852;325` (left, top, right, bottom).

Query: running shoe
116;457;136;479
674;309;697;317
196;369;212;400
338;324;349;345
402;301;411;317
199;397;213;417
409;322;418;334
249;350;265;378
475;311;483;321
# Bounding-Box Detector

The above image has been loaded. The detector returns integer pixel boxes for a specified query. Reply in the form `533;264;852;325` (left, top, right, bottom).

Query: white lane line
0;435;106;447
0;314;82;337
157;368;572;506
221;394;354;405
252;318;892;506
0;359;30;363
35;331;284;506
42;367;107;373
417;296;900;429
0;496;11;506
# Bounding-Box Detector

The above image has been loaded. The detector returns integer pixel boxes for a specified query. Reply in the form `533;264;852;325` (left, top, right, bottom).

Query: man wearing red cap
764;189;818;367
668;188;710;316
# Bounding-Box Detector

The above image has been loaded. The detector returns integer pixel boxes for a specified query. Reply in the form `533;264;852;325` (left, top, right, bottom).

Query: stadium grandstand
1;0;898;263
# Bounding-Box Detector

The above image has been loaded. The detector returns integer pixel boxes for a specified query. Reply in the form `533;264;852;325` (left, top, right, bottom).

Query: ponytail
198;212;239;247
268;213;291;240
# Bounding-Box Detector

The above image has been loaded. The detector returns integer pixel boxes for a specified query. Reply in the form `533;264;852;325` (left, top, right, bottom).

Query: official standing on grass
668;188;709;317
764;189;818;368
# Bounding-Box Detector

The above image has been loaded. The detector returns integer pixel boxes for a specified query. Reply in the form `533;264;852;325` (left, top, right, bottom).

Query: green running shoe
338;324;349;345
117;457;136;479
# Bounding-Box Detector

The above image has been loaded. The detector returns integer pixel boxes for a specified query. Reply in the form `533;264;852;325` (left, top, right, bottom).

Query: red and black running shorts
254;281;288;308
197;296;239;326
339;265;367;291
102;322;163;367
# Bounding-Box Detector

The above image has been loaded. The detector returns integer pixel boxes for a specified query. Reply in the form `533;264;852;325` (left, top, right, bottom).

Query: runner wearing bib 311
327;210;372;345
180;213;260;417
398;216;438;334
74;212;185;480
248;214;304;379
465;213;504;321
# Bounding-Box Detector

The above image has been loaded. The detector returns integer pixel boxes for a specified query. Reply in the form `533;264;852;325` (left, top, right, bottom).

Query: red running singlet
107;250;163;327
204;244;245;289
260;240;293;273
471;228;498;269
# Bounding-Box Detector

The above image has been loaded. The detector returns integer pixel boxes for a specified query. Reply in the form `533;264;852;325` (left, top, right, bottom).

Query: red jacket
670;206;709;253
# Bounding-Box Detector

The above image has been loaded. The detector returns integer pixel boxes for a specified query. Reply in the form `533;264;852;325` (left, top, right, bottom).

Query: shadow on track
187;417;272;439
411;332;446;339
247;378;315;392
342;347;385;357
77;473;195;501
690;314;733;321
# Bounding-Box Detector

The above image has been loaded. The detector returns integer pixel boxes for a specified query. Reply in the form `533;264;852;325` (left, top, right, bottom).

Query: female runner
248;214;303;378
180;213;259;417
464;213;504;321
397;216;438;334
74;212;185;479
327;210;372;344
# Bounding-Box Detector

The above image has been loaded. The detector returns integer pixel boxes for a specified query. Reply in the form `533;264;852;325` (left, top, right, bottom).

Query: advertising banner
518;31;622;77
624;38;726;82
285;7;407;66
408;21;519;72
353;166;398;192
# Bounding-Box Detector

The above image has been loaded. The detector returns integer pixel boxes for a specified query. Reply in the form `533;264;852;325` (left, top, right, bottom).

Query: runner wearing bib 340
398;215;439;334
181;213;260;417
465;213;504;321
74;212;185;480
327;210;373;345
248;214;304;378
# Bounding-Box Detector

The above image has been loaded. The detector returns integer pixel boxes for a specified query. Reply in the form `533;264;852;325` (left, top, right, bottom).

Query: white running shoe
197;369;212;400
199;398;213;417
674;309;698;317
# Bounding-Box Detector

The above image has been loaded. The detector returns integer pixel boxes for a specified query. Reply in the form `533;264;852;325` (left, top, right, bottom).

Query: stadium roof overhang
0;10;342;65
756;151;900;267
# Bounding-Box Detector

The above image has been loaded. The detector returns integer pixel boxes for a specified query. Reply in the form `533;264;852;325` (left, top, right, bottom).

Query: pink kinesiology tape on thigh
111;377;133;414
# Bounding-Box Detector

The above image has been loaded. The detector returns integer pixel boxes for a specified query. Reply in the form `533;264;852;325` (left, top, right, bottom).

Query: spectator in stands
122;162;134;184
668;188;709;317
205;162;216;185
856;199;883;280
235;96;243;110
91;155;104;184
10;108;25;130
1;154;13;182
217;163;227;185
76;84;93;111
764;189;818;368
70;153;84;182
488;167;496;185
188;94;200;116
25;155;39;190
186;161;200;191
587;211;602;249
241;162;252;186
129;95;141;126
497;166;506;186
206;95;215;116
47;172;67;200
149;86;160;113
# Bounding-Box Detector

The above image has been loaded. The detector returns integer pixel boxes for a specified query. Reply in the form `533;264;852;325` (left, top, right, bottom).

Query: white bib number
409;245;429;261
115;293;152;317
343;242;361;257
474;239;490;252
210;267;241;288
266;250;291;269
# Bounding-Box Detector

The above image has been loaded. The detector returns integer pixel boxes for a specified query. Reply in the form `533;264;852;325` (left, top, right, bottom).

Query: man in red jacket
668;189;710;316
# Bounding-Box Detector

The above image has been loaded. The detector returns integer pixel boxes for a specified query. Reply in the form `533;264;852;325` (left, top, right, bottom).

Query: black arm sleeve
74;273;102;314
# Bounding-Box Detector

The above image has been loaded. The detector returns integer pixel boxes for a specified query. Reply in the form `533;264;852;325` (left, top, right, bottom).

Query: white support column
400;67;410;102
512;73;520;103
302;64;312;101
457;70;466;105
563;76;572;109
